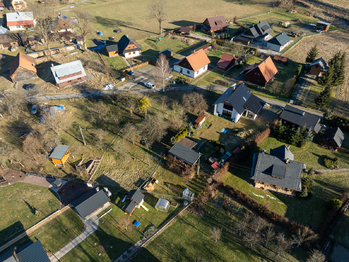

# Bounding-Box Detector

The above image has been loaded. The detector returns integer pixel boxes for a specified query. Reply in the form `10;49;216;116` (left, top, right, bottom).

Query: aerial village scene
0;0;349;261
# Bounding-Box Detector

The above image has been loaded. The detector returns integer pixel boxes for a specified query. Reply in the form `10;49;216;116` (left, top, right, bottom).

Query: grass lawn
334;209;349;249
26;208;85;253
195;69;226;86
60;190;179;262
80;0;273;42
303;81;336;111
223;136;349;231
132;202;300;262
0;183;60;246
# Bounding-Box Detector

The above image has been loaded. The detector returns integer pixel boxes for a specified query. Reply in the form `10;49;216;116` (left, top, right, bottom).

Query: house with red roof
243;56;278;86
217;53;237;71
173;49;210;78
201;16;227;34
6;11;35;31
51;60;86;88
10;52;37;82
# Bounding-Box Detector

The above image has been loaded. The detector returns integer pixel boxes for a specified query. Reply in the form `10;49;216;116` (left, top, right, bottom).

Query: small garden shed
155;198;170;212
49;145;70;167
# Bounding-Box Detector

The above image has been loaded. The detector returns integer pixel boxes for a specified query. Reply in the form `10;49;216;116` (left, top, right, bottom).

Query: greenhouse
155;198;170;212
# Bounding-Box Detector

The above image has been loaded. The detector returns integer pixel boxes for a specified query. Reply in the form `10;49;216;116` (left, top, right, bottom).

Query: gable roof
214;82;264;115
72;188;110;218
160;48;173;56
106;44;118;53
251;153;304;192
244;56;278;83
126;189;144;205
177;137;197;149
118;35;142;54
310;57;328;70
242;20;273;39
179;26;191;34
51;60;86;84
16;241;50;262
168;142;200;166
203;16;227;31
51;12;78;30
194;113;206;125
273;54;288;63
49;145;70;159
279;105;322;133
178;49;210;72
6;12;34;26
10;52;36;79
323;127;345;147
268;32;291;46
123;200;136;214
270;145;294;160
217;53;237;68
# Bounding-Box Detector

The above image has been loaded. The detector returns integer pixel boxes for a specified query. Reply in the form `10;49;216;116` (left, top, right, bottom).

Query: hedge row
224;184;289;225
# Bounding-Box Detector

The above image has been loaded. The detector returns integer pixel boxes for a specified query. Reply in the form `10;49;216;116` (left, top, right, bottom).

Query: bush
324;156;339;169
327;199;343;209
174;128;188;143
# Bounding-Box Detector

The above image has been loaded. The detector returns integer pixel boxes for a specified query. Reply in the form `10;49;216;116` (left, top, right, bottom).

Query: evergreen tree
336;52;346;86
303;129;314;142
305;44;318;63
318;65;334;87
315;86;331;109
299;186;308;198
290;127;302;146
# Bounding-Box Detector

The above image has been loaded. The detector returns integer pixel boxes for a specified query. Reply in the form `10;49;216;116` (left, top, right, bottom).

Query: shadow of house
0;221;26;247
170;20;198;27
58;181;93;206
36;60;60;83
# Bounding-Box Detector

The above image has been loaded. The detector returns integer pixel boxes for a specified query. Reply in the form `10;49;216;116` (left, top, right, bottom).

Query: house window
133;51;135;54
187;70;190;74
68;80;72;83
223;103;233;111
196;70;199;74
77;78;81;80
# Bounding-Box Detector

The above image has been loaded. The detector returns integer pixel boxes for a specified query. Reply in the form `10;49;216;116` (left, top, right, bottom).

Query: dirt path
316;168;349;173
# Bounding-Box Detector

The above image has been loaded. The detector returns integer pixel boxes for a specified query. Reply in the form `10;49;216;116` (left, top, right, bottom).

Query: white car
102;84;114;90
144;82;156;89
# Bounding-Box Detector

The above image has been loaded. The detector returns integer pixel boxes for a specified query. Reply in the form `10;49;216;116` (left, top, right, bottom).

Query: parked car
31;105;37;114
144;82;156;89
128;70;135;76
23;84;35;90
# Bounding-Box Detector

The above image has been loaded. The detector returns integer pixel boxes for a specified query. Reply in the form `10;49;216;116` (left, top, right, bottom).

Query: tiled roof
118;35;142;54
177;137;197;149
323;127;345;147
126;189;144;205
203;16;227;31
217;53;237;69
180;49;210;72
270;145;294;160
244;56;278;83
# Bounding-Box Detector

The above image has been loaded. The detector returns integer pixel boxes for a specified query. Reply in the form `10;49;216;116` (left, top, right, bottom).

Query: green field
60;191;179;262
0;183;60;247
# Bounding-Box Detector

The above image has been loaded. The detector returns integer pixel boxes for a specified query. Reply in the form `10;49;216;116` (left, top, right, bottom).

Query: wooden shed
194;113;206;128
159;48;173;59
49;145;70;167
316;21;331;32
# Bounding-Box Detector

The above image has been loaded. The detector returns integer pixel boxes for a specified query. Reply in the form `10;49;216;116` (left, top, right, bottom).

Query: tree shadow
170;20;198;27
312;153;326;167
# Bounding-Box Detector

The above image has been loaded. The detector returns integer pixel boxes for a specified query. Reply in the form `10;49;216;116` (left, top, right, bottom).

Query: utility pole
79;125;86;145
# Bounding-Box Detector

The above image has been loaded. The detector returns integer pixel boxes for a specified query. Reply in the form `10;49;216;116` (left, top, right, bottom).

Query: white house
6;12;36;31
266;32;293;52
173;49;210;78
213;82;265;123
117;34;142;58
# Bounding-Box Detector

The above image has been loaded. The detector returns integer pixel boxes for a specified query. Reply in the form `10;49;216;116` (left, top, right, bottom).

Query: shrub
324;156;339;169
327;199;342;209
174;128;188;142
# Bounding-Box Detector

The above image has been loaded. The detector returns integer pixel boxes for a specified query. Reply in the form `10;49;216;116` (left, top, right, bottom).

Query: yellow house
49;145;70;167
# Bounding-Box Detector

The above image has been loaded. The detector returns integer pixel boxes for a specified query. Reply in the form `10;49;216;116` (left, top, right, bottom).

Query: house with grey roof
240;20;273;43
72;187;110;220
117;35;142;58
309;57;328;77
213;82;265;123
321;127;345;149
279;105;322;134
250;145;305;197
168;138;200;167
266;32;292;52
122;189;145;215
51;60;86;88
0;241;50;262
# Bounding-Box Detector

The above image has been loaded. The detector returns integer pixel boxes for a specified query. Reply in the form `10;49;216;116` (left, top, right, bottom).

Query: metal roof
126;189;144;205
279;105;322;133
6;12;34;22
242;20;273;39
16;241;50;262
267;32;291;46
49;145;70;160
270;145;294;160
317;21;331;26
123;200;136;213
72;188;110;218
168;143;200;166
323;127;345;148
117;35;142;54
50;60;86;84
251;153;304;192
106;44;118;52
244;95;265;114
310;57;328;70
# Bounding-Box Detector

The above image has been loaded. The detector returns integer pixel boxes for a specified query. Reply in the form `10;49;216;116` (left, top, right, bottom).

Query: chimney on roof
286;158;290;164
126;34;128;37
302;112;305;116
286;145;290;150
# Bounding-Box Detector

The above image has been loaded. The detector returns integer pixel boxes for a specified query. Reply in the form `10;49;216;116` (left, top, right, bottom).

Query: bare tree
293;227;319;249
1;91;24;120
307;249;326;262
236;212;251;236
252;216;267;233
74;10;95;50
275;233;293;258
243;231;260;248
182;92;209;114
149;0;166;35
155;54;171;92
210;227;222;243
140;113;168;148
122;123;140;145
0;142;19;167
262;225;275;247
